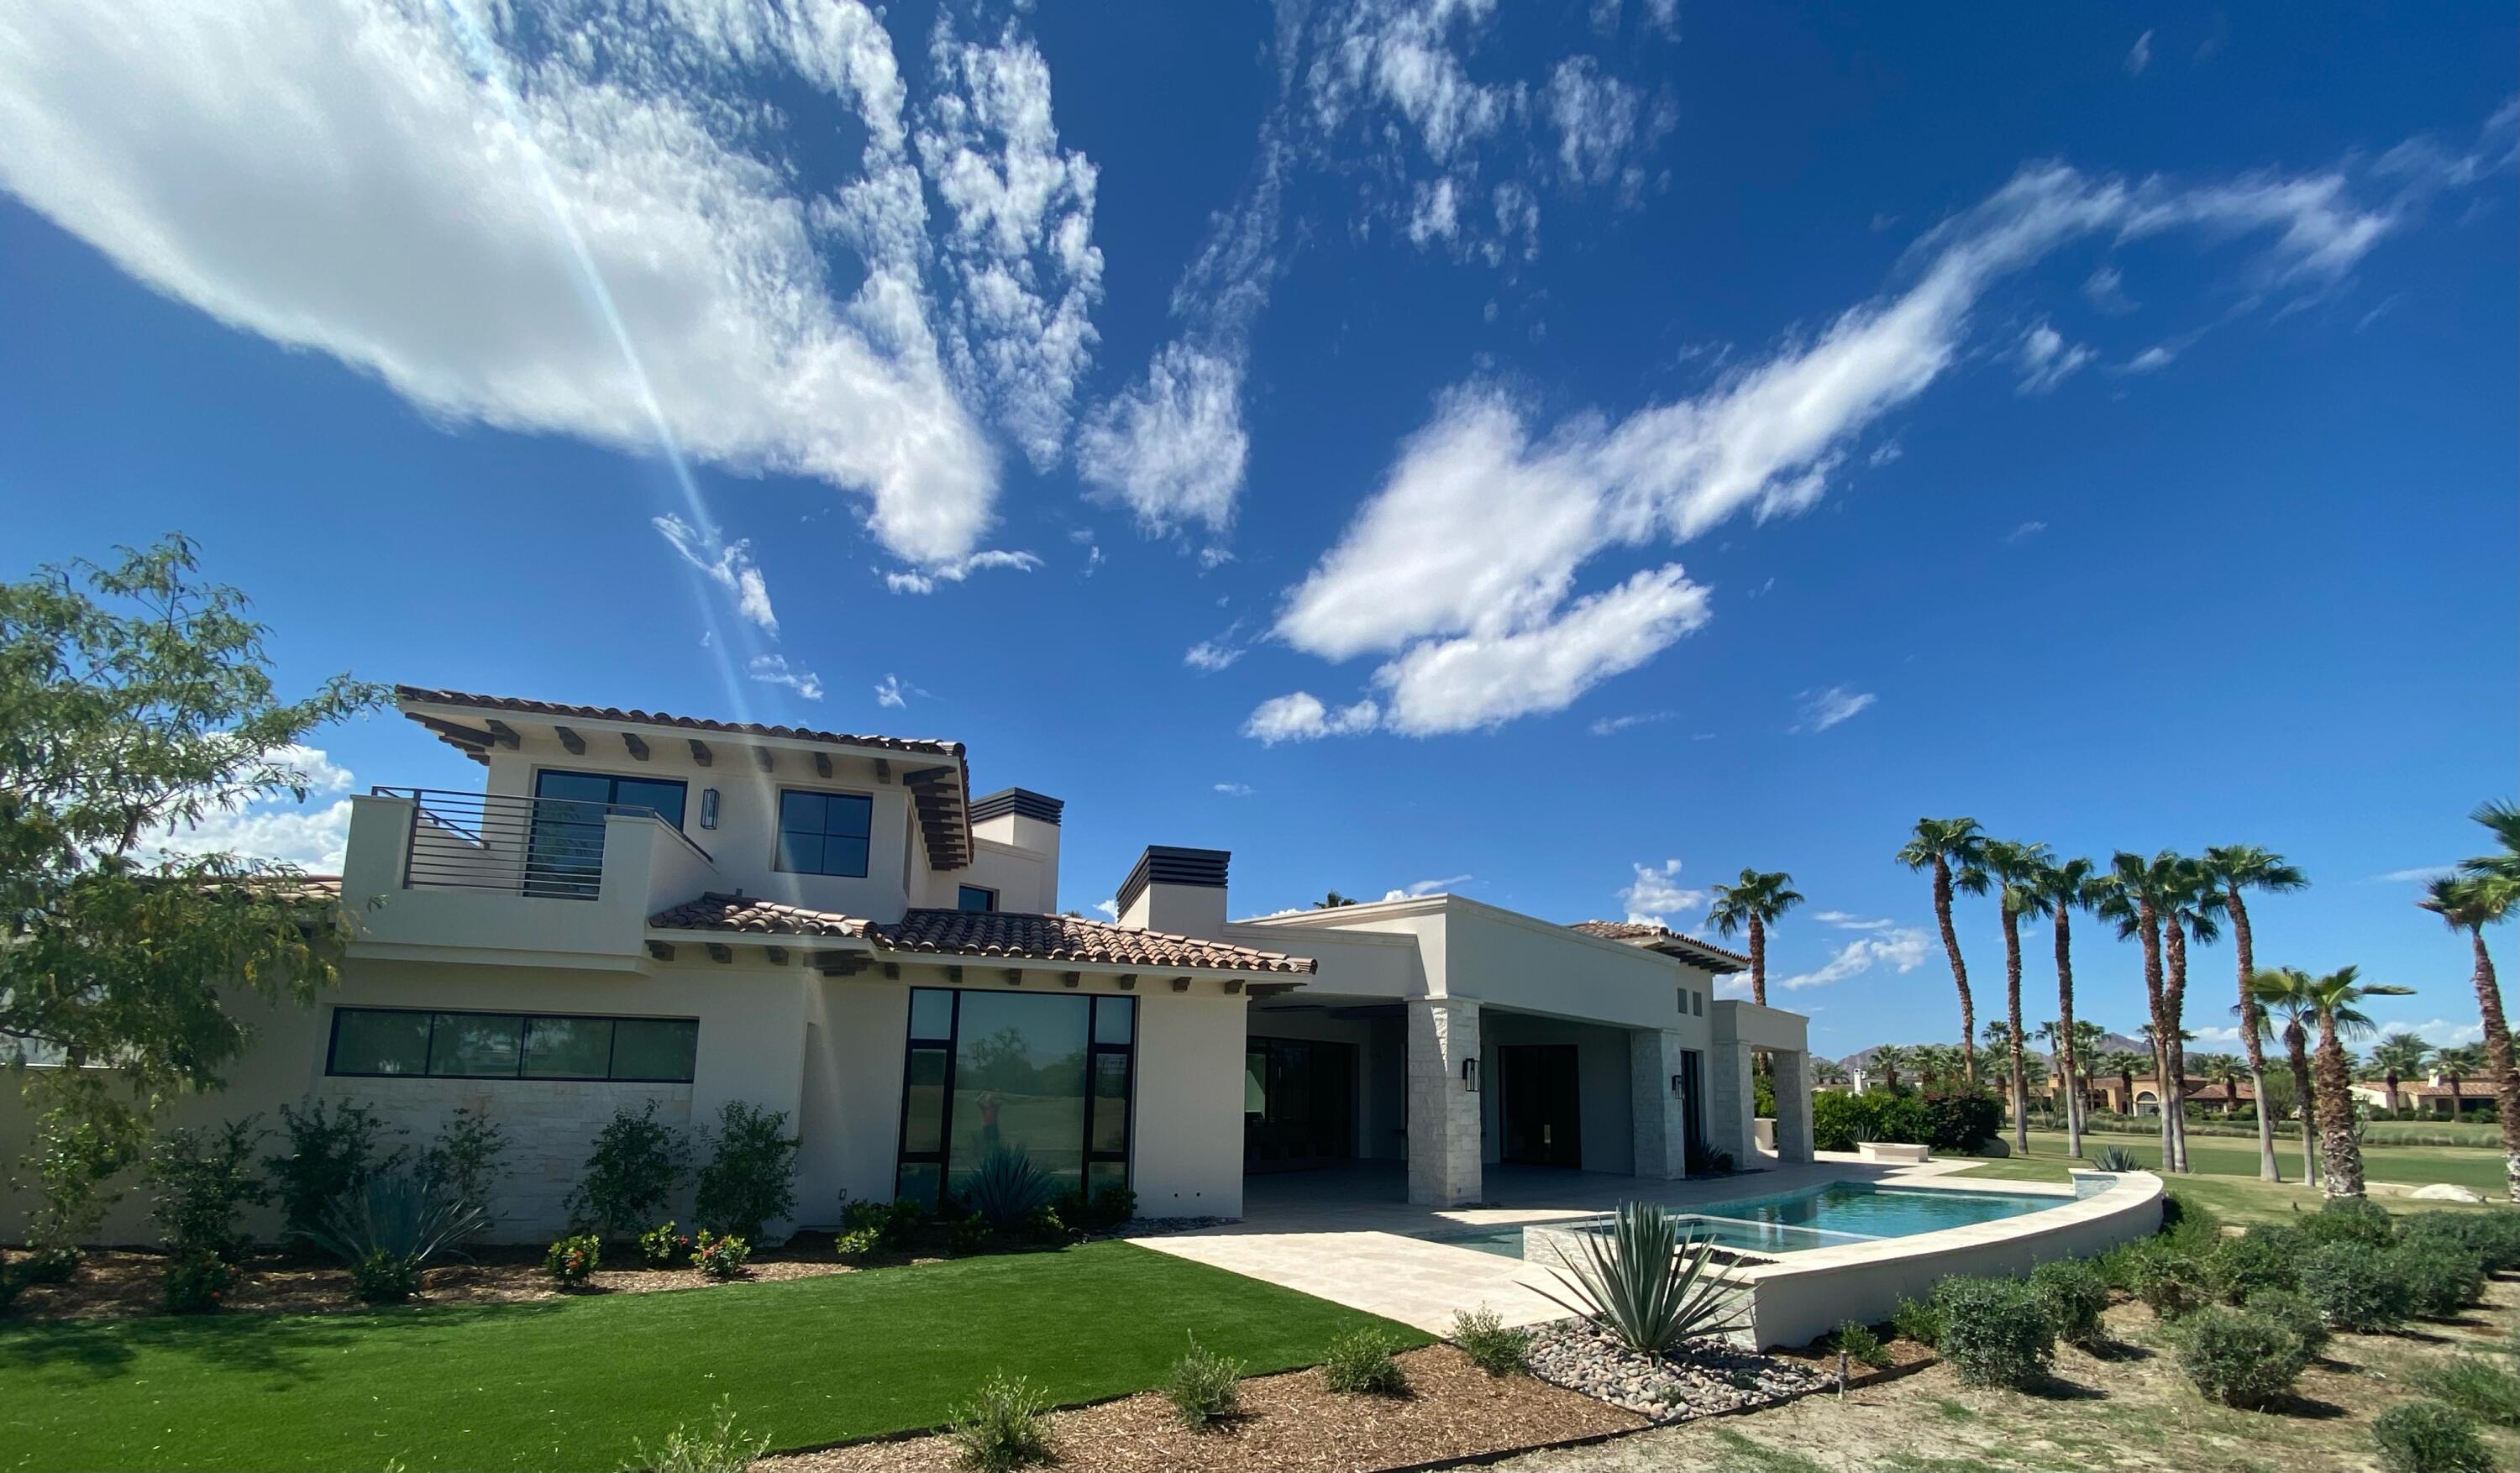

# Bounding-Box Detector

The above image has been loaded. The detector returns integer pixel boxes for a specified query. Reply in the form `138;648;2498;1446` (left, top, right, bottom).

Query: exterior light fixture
1462;1056;1479;1092
1671;1073;1685;1095
699;789;720;830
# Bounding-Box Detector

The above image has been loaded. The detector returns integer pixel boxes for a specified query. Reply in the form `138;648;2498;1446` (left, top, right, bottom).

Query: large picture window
528;770;690;897
895;988;1135;1208
775;789;874;878
327;1007;698;1082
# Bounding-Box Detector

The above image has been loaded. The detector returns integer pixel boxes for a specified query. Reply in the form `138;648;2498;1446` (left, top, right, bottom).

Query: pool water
1418;1182;2065;1260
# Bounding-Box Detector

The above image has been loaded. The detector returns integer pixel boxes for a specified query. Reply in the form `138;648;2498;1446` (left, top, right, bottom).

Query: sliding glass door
895;988;1136;1208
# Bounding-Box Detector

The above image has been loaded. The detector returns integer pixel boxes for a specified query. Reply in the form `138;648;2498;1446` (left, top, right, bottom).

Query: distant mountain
1833;1032;2148;1072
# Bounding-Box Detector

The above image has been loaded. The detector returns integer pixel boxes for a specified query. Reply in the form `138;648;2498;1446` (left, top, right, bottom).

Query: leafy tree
2;537;382;1252
1982;840;2050;1154
2420;869;2518;1203
1708;868;1803;1008
2026;856;2103;1159
1897;819;1989;1083
2203;846;2308;1183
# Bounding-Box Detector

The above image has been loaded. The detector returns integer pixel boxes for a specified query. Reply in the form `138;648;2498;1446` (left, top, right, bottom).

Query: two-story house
3;687;1816;1242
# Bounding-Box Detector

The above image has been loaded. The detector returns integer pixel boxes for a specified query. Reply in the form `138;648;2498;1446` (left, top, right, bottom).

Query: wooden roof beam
689;739;713;767
622;731;650;761
481;719;522;750
554;725;586;755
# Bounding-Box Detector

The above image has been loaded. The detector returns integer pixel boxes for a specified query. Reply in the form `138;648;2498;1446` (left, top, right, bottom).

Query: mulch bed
767;1345;1649;1473
3;1245;856;1322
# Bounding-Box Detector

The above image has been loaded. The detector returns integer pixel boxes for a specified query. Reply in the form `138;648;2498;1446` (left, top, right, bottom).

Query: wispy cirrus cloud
1781;928;1929;990
1620;858;1705;927
884;549;1042;595
655;515;778;633
1793;685;1876;733
1383;874;1472;901
747;654;824;700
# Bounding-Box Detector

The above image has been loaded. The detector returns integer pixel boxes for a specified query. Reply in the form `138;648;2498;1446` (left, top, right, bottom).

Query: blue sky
3;2;2512;1059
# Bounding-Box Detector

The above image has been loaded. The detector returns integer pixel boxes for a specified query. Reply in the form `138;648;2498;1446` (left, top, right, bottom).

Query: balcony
341;787;719;970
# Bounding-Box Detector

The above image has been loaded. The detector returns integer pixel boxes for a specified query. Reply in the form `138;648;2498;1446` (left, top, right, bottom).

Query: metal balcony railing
370;786;707;900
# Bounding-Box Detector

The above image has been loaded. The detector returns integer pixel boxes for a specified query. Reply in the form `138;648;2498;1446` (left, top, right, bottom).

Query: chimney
1116;846;1229;939
969;788;1062;897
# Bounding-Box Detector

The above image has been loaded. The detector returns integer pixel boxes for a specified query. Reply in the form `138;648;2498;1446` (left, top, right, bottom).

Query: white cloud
873;674;913;709
1076;341;1252;538
1793;685;1876;733
1185;622;1249;672
1373;565;1712;734
2406;1017;2487;1048
2013;320;2095;395
1213;783;1255;797
2008;520;2048;543
883;548;1042;595
1543;57;1667;191
1383;874;1471;901
2369;864;2456;883
655;515;778;632
1780;927;1929;990
2124;343;2179;373
2125;29;2153;76
150;743;358;872
1621;859;1705;926
0;0;1015;569
2190;1025;2242;1045
1589;710;1677;736
1092;897;1119;919
1407;176;1462;246
2084;265;2136;312
746;653;824;700
1812;910;1896;931
1242;691;1383;744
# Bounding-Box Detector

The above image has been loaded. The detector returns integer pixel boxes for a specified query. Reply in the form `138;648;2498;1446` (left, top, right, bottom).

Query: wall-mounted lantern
1462;1056;1480;1093
1671;1073;1685;1096
699;789;721;830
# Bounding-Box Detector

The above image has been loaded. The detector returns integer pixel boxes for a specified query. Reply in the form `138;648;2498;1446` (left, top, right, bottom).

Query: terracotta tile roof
1568;919;1751;970
396;686;963;757
648;893;874;938
877;909;1315;974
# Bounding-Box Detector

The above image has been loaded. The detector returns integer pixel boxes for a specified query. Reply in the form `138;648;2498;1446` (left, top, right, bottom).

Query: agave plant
2091;1145;2140;1172
954;1145;1057;1227
300;1169;488;1300
1530;1202;1747;1355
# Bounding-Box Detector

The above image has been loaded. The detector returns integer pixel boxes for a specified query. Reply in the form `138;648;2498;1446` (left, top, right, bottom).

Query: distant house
2042;1072;2254;1117
2349;1072;2495;1118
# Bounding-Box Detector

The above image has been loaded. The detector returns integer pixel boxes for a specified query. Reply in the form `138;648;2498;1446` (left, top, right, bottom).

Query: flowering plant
164;1250;237;1314
638;1220;691;1269
544;1234;601;1286
690;1229;751;1280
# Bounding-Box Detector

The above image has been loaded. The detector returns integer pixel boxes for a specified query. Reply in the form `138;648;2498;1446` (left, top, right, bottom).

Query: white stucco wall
1131;985;1252;1217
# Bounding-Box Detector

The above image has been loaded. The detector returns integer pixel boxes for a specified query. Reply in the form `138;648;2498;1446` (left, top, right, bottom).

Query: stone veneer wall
315;1077;694;1242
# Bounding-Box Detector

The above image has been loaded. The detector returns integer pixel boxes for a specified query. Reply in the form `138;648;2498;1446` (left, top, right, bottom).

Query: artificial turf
0;1240;1427;1473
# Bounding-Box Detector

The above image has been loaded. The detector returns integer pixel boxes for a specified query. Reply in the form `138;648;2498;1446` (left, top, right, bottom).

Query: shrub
1321;1326;1410;1397
2300;1240;2412;1333
2399;1211;2520;1273
1050;1184;1137;1233
417;1108;508;1228
14;1245;80;1285
2413;1356;2520;1428
2091;1145;2142;1172
1831;1319;1893;1370
1162;1336;1245;1428
1811;1091;1872;1152
544;1234;601;1286
1871;1092;1931;1145
955;1146;1058;1228
1919;1090;2002;1153
948;1215;992;1255
1889;1292;1945;1347
833;1227;880;1260
2243;1287;2331;1355
1934;1277;2054;1390
2297;1194;2395;1248
629;1394;770;1473
302;1170;486;1304
690;1229;750;1280
2397;1242;2489;1321
948;1373;1053;1472
266;1098;407;1241
2374;1402;2495;1473
24;1096;145;1258
2211;1227;2302;1303
163;1250;237;1314
1452;1307;1534;1376
842;1196;928;1250
146;1117;266;1259
1020;1205;1068;1245
1533;1202;1747;1355
2171;1306;2309;1409
566;1101;692;1243
2125;1243;2213;1321
638;1221;691;1269
693;1102;799;1244
2029;1258;2109;1349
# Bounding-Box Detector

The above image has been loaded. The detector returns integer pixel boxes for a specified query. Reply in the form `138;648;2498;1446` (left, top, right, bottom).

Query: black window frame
324;1005;700;1083
956;884;998;913
892;987;1136;1208
773;786;876;878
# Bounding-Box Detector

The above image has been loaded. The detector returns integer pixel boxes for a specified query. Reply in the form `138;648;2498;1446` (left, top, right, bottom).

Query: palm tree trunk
2055;907;2082;1161
2163;921;2192;1174
2003;911;2029;1153
2226;892;2281;1182
2460;925;2520;1203
2313;1008;2364;1197
2135;905;2171;1164
2286;1024;2318;1187
1933;857;1977;1085
1749;915;1767;1008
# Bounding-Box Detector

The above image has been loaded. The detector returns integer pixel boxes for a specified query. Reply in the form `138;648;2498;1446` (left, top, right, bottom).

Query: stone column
1630;1029;1690;1179
1406;998;1483;1206
1770;1050;1814;1165
1705;1039;1758;1168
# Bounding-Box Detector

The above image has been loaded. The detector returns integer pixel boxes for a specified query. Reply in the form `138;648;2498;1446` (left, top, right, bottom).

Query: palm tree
2420;870;2519;1203
2099;852;2185;1169
1898;818;1991;1084
2437;1043;2490;1115
2025;857;2101;1160
1870;1044;1909;1093
2102;1049;2144;1121
2245;969;2325;1187
2303;966;2415;1198
2193;1053;2245;1113
1812;1057;1850;1088
1980;840;2050;1154
2366;1030;2433;1110
1709;869;1805;1008
1313;892;1358;909
2157;860;2223;1174
2463;799;2520;883
2202;846;2307;1182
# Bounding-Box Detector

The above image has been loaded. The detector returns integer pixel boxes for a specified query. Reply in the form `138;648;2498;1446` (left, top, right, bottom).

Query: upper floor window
533;769;689;827
776;789;873;878
957;884;997;913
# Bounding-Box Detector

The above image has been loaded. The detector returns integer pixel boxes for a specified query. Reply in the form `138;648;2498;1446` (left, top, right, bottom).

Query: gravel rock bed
1525;1319;1830;1422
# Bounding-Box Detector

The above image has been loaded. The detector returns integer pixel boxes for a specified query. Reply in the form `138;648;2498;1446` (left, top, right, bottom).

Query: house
2349;1072;2496;1118
0;687;1812;1242
2042;1072;2255;1117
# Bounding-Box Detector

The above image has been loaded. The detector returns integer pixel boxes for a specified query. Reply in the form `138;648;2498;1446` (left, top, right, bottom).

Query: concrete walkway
1131;1152;2008;1334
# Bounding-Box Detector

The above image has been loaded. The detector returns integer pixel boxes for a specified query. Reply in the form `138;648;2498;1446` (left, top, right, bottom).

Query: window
328;1008;697;1082
1692;989;1705;1017
957;885;997;913
529;770;690;896
776;789;874;878
894;988;1136;1208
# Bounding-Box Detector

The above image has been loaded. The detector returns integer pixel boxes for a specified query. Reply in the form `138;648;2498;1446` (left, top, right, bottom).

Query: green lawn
0;1241;1425;1473
1948;1130;2512;1226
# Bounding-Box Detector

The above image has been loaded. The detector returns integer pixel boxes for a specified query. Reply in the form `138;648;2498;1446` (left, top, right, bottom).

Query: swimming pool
1417;1182;2067;1260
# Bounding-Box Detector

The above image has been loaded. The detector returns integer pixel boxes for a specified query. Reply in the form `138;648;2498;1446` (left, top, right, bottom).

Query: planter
1857;1141;1931;1165
1754;1119;1777;1151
